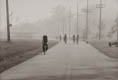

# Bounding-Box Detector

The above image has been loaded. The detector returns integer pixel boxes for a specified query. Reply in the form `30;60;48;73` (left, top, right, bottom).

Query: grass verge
0;40;58;73
89;40;118;59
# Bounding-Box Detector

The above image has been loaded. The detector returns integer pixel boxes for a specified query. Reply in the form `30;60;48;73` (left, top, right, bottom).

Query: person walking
73;35;76;43
76;34;79;44
64;34;67;44
42;35;48;55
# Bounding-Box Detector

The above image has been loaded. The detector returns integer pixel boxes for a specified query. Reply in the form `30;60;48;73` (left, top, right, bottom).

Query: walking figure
64;34;67;44
42;35;48;55
76;34;79;44
73;35;76;43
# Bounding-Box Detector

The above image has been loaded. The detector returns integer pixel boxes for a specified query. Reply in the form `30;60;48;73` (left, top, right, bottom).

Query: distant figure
109;42;112;47
76;34;79;44
73;35;76;43
64;34;67;44
86;41;89;44
42;35;48;55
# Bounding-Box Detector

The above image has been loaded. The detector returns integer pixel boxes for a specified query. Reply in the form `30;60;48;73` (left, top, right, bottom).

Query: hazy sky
6;0;117;24
0;0;118;26
10;0;57;23
0;0;118;39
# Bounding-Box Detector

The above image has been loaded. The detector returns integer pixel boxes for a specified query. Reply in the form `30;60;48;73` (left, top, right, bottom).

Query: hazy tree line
1;3;118;40
38;4;118;40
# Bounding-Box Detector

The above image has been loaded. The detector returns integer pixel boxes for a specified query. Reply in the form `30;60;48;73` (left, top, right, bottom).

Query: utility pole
58;23;60;39
0;0;1;27
115;17;118;41
6;0;11;42
116;20;118;41
62;16;65;36
117;23;118;41
58;23;60;36
76;0;79;36
76;0;80;44
98;0;102;40
86;0;89;41
69;7;71;39
96;0;105;40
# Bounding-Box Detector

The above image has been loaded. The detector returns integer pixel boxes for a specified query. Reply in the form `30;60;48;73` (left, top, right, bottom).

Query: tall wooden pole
99;0;102;40
86;0;89;40
117;23;118;41
0;0;1;28
96;0;105;40
77;0;79;36
6;0;10;42
62;15;65;37
69;7;71;39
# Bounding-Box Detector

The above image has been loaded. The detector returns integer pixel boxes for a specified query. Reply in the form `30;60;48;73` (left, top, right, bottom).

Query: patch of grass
0;40;58;73
89;40;118;59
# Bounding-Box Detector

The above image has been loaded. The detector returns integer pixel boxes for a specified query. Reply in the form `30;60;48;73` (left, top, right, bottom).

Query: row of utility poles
61;0;79;39
86;0;105;40
59;0;105;41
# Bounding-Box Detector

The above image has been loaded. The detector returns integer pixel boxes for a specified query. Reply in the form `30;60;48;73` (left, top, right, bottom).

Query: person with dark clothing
73;35;76;43
64;34;67;44
76;34;79;44
42;35;48;55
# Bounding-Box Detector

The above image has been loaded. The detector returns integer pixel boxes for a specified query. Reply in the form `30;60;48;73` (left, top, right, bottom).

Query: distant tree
107;16;118;39
94;21;106;39
107;25;116;38
51;5;68;24
100;21;106;39
42;5;75;36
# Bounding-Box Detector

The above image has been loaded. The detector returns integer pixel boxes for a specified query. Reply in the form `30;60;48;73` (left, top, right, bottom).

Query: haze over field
0;0;118;40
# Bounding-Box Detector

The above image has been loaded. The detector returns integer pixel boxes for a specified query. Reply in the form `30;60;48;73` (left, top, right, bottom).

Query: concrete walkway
1;41;118;80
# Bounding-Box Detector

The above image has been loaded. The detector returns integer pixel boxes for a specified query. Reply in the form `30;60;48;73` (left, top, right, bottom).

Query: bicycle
43;44;48;55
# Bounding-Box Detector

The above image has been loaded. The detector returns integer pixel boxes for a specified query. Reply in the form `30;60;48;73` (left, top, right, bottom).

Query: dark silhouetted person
42;35;48;55
64;34;67;44
76;34;79;44
73;35;76;43
109;42;112;47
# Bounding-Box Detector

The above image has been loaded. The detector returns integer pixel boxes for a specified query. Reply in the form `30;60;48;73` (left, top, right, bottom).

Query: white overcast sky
0;0;118;38
7;0;117;23
0;0;118;24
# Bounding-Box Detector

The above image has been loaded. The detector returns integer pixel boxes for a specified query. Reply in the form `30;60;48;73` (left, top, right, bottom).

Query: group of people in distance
42;34;79;55
59;34;79;44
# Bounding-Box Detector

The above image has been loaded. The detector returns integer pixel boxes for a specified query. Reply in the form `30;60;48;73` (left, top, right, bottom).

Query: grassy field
89;40;118;59
0;40;58;73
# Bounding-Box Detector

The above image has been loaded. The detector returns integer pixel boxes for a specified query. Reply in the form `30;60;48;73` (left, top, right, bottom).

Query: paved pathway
1;41;118;80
